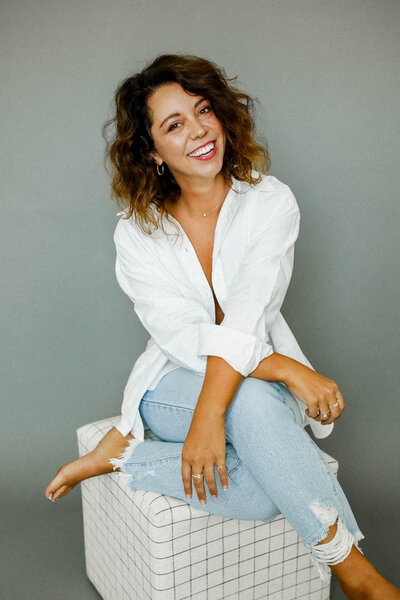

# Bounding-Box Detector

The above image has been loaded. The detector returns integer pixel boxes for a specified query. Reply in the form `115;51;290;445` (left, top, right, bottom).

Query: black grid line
77;417;334;599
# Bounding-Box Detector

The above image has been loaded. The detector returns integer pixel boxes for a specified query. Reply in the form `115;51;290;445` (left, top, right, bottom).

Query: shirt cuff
198;322;274;376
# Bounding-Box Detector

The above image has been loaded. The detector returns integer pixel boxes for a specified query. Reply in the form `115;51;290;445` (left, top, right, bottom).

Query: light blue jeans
111;367;365;580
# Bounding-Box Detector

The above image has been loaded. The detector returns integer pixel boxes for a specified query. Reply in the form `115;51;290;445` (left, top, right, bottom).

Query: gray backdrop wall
1;1;399;598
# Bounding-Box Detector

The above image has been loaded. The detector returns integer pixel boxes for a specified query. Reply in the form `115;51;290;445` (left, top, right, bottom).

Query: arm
181;186;303;503
197;183;301;376
181;347;296;504
195;352;292;418
193;182;301;418
186;183;342;495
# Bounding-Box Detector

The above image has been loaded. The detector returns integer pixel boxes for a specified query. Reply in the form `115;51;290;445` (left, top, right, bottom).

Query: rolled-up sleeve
197;184;300;376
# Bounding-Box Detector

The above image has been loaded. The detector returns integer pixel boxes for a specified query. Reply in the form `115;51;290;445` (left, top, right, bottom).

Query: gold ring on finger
217;465;225;471
329;401;339;409
321;411;330;419
192;473;204;479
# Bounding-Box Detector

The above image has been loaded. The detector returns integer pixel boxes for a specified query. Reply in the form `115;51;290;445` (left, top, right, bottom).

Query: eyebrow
159;97;207;129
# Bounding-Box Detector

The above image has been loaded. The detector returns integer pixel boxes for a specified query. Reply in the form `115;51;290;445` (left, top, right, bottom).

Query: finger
321;403;337;424
305;402;319;419
321;411;335;424
323;390;345;424
216;461;229;491
316;402;331;422
204;463;218;499
192;464;207;505
181;460;193;501
333;389;345;412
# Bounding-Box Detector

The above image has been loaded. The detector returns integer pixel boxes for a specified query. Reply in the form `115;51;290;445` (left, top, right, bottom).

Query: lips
187;140;216;157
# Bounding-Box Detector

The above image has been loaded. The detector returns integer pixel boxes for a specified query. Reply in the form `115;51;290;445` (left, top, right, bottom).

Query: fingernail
200;499;206;505
212;494;217;499
49;493;53;500
223;486;228;490
186;494;192;501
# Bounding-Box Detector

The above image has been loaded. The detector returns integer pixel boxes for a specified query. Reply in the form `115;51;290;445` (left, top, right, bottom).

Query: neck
176;173;231;214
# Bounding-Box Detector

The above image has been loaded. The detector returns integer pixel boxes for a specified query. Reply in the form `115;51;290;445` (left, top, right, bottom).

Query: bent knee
226;378;290;430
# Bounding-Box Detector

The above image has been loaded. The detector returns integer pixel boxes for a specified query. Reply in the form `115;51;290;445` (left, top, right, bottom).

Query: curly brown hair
102;53;271;236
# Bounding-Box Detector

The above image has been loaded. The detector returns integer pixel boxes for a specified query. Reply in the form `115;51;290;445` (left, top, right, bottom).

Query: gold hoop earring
156;163;164;176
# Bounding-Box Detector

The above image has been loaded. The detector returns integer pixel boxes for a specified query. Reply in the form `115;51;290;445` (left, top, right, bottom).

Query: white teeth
188;142;215;157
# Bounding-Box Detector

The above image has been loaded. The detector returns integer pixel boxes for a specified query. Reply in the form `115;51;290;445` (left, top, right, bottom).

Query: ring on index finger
217;465;225;471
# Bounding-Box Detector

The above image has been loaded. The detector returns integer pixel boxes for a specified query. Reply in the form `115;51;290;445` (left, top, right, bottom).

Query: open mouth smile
188;140;217;160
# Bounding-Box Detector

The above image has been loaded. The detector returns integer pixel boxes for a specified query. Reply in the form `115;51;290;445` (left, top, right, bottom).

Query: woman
45;54;399;598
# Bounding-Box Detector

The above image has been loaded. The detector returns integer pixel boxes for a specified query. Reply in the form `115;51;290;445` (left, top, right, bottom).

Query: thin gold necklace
179;197;225;217
178;182;230;217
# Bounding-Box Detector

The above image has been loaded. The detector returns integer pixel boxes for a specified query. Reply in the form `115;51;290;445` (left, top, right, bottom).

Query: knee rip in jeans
307;500;365;582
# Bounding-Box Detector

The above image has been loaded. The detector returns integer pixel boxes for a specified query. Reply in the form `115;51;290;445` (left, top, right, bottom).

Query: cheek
214;122;226;147
157;136;185;159
216;125;226;148
170;136;187;156
212;116;224;134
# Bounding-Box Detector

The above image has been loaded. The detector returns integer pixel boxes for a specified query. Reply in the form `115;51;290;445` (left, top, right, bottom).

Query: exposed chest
173;214;225;326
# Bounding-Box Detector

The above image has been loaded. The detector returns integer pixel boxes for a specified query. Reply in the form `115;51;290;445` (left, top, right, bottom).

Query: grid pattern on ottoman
77;417;335;600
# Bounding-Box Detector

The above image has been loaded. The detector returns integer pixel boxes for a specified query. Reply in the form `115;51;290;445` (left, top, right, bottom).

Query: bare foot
44;427;134;502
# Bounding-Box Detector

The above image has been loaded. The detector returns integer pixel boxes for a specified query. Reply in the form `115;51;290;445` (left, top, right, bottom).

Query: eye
167;105;212;132
168;122;181;132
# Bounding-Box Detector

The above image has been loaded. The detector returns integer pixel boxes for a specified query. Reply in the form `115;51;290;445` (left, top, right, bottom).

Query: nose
189;115;207;139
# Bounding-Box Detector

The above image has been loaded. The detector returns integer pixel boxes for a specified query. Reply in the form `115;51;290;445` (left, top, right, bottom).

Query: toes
51;484;70;501
45;467;67;500
45;482;61;501
45;482;57;500
51;479;78;501
45;480;60;500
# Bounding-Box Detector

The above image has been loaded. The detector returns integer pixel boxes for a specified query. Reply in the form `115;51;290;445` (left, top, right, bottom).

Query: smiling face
147;82;226;185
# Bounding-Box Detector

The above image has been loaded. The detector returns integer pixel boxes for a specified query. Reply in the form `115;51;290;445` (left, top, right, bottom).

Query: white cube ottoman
77;416;335;600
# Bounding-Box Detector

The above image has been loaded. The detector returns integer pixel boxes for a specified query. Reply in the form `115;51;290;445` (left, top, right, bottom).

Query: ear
149;151;163;166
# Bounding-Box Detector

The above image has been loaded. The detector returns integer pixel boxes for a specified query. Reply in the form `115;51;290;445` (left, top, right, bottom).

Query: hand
181;410;229;504
283;362;345;425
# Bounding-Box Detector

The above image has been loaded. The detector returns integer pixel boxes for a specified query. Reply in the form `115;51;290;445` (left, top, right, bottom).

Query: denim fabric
115;367;365;580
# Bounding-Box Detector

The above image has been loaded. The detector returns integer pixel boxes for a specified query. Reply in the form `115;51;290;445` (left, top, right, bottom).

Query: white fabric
309;515;365;581
77;416;338;595
113;171;334;441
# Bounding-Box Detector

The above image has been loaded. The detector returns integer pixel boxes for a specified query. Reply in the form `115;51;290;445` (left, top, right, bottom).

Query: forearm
247;352;297;384
194;355;243;418
193;352;298;419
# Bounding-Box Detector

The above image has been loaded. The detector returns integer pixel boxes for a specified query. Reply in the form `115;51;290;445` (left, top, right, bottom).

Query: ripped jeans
110;367;365;581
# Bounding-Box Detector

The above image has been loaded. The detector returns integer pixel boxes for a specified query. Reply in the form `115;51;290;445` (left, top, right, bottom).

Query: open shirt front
113;171;334;441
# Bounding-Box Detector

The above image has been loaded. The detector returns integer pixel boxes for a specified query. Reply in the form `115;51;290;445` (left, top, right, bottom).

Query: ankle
338;559;393;600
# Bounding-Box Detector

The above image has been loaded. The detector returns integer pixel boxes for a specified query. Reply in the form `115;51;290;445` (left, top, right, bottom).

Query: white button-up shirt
113;171;334;441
